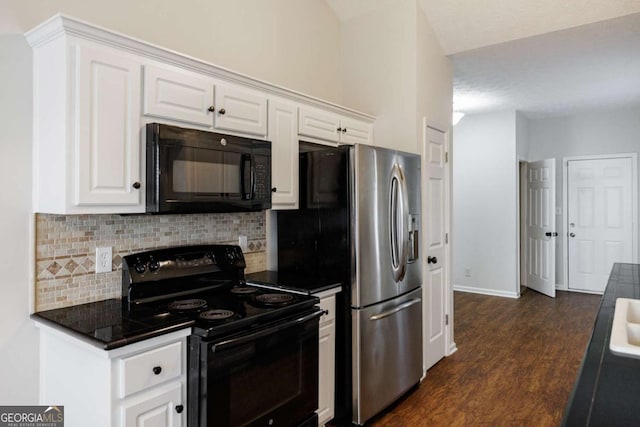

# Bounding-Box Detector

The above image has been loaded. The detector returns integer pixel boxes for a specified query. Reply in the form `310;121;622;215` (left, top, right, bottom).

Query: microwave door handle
241;154;254;200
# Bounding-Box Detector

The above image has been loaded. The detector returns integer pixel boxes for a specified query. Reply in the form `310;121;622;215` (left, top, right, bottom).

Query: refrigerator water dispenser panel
408;214;419;263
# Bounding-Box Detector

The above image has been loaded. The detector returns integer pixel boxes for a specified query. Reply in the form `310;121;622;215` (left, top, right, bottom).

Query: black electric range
33;245;320;352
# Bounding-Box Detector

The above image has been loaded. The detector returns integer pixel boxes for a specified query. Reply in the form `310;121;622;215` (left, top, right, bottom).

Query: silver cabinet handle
370;298;421;321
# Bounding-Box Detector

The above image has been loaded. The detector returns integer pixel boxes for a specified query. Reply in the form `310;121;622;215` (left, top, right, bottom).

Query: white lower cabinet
316;290;337;427
36;323;189;427
120;382;183;427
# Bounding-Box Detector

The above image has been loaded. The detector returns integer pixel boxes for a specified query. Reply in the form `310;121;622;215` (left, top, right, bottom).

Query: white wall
416;6;453;134
3;0;343;105
528;107;640;285
516;111;529;159
453;111;519;297
0;35;39;403
339;1;418;152
340;0;452;153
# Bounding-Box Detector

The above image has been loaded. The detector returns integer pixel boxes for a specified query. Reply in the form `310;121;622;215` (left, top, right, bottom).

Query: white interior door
526;159;556;297
567;157;635;292
423;126;447;371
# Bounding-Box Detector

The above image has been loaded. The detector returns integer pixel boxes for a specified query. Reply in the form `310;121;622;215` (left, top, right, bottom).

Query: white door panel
568;157;635;292
526;159;557;297
423;127;447;371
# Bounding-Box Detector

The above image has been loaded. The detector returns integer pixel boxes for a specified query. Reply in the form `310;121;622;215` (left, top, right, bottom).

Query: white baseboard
453;284;520;299
447;341;458;356
556;283;568;291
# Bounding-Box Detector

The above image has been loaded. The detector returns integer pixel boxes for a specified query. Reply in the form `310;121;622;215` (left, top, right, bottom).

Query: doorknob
545;232;558;237
569;232;576;238
427;256;438;264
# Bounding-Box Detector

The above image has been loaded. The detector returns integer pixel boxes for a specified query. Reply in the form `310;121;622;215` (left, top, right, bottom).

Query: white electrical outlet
96;247;112;273
464;267;471;277
238;235;248;251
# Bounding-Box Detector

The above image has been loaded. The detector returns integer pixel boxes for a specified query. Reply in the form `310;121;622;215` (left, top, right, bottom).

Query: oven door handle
211;309;324;353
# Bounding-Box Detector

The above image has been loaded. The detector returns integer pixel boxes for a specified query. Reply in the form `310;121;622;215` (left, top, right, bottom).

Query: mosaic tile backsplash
35;212;267;311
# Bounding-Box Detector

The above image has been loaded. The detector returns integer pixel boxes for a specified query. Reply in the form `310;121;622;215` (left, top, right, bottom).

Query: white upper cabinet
143;64;214;127
143;65;267;137
76;44;142;208
298;106;342;143
213;83;268;136
28;31;144;214
339;117;373;145
299;106;373;146
268;99;299;209
27;15;374;214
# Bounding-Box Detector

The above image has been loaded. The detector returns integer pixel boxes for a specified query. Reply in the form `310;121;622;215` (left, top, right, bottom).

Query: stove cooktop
131;284;319;340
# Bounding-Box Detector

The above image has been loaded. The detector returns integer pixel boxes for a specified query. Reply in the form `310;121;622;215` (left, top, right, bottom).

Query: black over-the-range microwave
145;123;273;214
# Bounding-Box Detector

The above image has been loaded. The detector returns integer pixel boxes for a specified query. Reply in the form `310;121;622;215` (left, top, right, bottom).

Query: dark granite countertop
563;263;640;426
32;299;194;350
246;270;343;295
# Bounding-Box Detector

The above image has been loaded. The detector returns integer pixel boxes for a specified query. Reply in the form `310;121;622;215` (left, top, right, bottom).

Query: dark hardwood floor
367;289;602;427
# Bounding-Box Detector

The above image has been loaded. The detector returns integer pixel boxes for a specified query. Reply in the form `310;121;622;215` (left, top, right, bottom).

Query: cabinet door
76;44;142;208
268;100;298;209
143;64;214;127
298;107;340;143
214;83;267;136
339;117;373;145
121;382;183;427
317;321;336;426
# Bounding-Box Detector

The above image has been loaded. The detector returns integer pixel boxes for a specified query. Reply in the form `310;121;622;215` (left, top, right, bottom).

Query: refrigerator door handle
369;298;421;321
389;164;410;283
389;165;403;282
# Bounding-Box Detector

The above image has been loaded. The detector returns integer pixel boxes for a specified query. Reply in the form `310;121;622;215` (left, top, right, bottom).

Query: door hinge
445;152;449;163
445;314;449;325
445;233;448;244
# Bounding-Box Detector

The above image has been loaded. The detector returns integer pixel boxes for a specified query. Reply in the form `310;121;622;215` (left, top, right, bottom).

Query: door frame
561;153;639;292
517;158;528;296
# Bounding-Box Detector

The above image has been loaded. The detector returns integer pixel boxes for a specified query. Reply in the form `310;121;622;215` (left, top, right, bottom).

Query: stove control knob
134;258;146;274
149;257;160;272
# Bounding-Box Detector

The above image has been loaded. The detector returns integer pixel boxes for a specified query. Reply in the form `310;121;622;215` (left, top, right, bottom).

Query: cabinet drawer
319;295;336;325
119;341;182;398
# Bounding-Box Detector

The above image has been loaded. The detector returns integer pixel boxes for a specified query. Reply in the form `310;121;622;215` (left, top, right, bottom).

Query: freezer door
351;145;422;307
352;288;423;425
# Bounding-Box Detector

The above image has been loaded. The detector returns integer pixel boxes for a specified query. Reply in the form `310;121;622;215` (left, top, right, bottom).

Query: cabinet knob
152;366;162;375
208;106;215;112
271;187;277;193
175;405;184;414
337;127;342;132
569;232;576;238
427;256;438;264
132;182;141;190
342;127;347;133
219;108;226;115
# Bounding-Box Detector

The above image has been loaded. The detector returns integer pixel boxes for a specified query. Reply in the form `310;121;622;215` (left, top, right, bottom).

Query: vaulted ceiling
324;0;640;118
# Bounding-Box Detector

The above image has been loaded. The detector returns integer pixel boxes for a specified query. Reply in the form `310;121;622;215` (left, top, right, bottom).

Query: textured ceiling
452;13;640;118
324;1;640;119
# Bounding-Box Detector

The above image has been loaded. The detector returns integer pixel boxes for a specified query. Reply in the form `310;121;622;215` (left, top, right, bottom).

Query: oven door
192;309;323;427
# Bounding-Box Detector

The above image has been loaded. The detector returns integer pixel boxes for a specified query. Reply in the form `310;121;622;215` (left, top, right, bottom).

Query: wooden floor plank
366;289;601;427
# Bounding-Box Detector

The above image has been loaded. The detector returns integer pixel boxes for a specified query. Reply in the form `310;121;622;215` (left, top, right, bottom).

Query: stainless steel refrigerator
277;142;422;426
349;144;422;425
